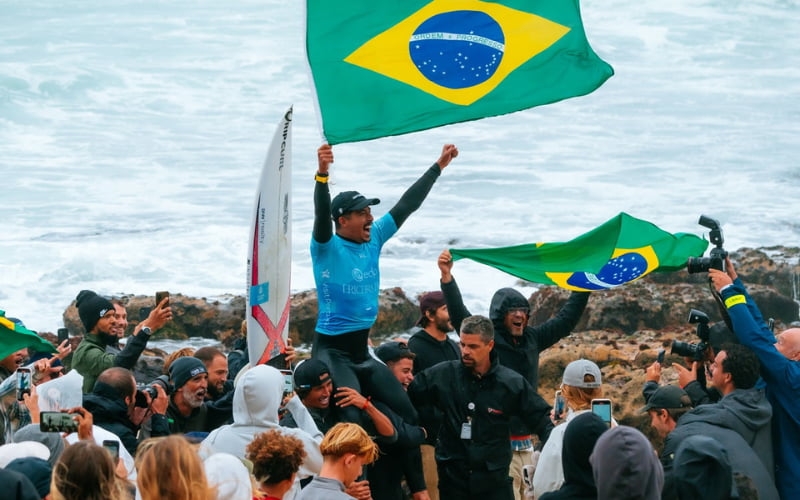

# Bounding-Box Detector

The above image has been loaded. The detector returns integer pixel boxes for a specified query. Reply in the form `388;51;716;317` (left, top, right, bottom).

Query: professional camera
687;215;727;273
671;309;711;361
135;374;172;407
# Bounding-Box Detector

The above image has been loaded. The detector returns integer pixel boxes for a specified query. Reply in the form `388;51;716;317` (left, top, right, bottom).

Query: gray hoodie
202;365;323;499
662;388;778;500
590;426;663;500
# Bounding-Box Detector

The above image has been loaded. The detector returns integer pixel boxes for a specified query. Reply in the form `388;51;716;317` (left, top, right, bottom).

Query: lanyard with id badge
461;402;476;440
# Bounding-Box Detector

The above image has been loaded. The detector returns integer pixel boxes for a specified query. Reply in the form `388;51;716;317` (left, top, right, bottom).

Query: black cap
416;291;447;326
331;191;380;220
293;359;331;391
374;341;415;364
639;384;692;413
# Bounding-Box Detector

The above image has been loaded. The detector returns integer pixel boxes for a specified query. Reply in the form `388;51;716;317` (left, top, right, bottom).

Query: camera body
671;309;711;361
687;215;728;273
136;374;173;407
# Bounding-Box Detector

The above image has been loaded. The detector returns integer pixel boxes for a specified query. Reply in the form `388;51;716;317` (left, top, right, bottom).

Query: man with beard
145;356;231;436
408;291;460;500
72;290;172;393
193;347;230;401
104;300;128;355
408;315;553;500
83;367;170;455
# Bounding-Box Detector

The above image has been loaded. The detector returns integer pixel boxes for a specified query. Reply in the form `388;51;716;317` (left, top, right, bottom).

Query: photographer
710;258;800;500
644;321;738;408
83;367;169;455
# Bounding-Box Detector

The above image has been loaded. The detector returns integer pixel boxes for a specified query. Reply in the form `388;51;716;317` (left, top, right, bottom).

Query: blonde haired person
247;429;307;500
532;359;614;498
136;434;215;500
51;440;130;500
297;422;379;500
163;347;196;374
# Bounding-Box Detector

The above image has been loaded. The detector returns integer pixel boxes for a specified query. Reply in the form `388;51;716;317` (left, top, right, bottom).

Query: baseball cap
639;384;692;413
375;341;415;364
293;359;331;391
331;191;380;219
562;359;602;388
416;291;447;326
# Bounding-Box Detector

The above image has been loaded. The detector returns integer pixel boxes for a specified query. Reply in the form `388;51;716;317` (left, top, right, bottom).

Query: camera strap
709;282;734;332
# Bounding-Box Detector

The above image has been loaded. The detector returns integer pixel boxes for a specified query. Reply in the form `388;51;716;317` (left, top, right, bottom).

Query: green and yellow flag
0;310;57;360
306;0;613;144
450;213;708;291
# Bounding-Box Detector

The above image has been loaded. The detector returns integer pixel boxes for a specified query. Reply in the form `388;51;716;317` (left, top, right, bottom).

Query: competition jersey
311;213;397;335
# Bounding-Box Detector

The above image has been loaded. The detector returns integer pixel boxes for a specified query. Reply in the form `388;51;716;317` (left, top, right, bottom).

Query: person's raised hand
724;256;738;281
436;144;458;170
672;361;698;389
708;269;732;292
645;361;662;383
68;406;94;441
143;298;172;331
284;337;297;367
438;249;454;283
318;144;334;174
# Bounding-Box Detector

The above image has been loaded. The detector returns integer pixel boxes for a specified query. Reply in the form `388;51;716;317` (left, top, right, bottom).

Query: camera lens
686;257;711;274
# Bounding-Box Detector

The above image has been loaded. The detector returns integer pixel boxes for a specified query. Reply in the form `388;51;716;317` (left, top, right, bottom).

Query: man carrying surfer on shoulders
311;142;458;425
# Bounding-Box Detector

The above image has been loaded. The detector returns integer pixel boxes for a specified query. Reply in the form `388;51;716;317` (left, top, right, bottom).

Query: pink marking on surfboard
255;297;291;365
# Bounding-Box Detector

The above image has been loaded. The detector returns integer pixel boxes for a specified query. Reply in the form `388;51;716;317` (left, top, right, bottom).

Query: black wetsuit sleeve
441;277;471;334
112;330;149;369
313;177;333;243
531;291;589;352
388;164;441;228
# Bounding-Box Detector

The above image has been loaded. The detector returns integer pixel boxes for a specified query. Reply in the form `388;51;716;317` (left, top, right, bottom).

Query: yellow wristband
724;294;746;308
314;173;329;183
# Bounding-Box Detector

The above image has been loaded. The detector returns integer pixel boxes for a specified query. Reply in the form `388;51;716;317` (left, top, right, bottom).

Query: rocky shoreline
48;246;798;435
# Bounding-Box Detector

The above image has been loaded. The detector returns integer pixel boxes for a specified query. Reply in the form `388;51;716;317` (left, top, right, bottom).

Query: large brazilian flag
450;213;709;292
306;0;614;144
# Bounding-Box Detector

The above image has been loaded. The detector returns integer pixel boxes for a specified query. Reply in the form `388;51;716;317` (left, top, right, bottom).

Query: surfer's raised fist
436;144;458;170
317;143;334;174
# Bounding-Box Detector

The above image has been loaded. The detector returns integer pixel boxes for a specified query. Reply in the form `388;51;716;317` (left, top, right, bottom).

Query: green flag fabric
306;0;614;144
450;213;709;291
0;310;57;361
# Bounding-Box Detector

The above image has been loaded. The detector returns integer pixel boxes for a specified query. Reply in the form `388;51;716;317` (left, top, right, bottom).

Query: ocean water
2;0;799;333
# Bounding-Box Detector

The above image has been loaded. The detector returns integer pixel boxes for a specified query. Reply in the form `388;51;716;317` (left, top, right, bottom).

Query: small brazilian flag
0;310;57;361
306;0;613;144
450;213;709;292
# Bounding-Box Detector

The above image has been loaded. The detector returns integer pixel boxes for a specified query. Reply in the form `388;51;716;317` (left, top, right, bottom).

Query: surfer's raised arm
313;144;334;244
388;143;458;228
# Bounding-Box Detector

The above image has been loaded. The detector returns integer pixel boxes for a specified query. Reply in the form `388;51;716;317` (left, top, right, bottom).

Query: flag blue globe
410;11;505;90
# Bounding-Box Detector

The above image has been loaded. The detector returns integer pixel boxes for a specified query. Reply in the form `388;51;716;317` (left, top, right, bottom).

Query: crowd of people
0;143;797;500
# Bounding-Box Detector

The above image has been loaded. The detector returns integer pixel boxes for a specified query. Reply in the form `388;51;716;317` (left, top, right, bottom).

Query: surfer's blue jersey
311;213;398;335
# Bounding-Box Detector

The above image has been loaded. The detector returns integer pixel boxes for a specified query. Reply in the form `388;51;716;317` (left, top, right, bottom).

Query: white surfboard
246;107;292;367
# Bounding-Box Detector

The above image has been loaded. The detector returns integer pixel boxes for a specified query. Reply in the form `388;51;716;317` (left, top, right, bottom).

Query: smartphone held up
15;368;31;401
591;398;613;428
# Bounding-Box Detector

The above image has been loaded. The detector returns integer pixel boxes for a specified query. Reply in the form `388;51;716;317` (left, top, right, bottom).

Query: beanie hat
75;290;114;332
169;357;208;389
416;291;447;326
5;457;52;498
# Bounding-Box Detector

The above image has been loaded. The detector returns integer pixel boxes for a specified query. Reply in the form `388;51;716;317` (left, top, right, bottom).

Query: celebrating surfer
311;143;458;425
